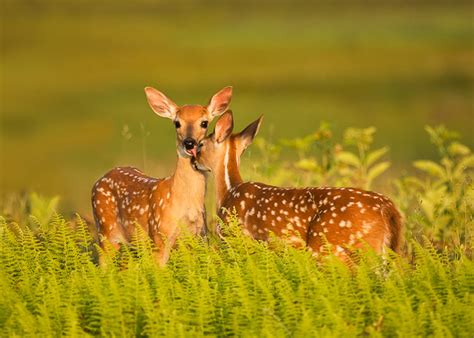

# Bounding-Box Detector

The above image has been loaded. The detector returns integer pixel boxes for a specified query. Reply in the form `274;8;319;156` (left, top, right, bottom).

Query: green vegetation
1;125;472;336
2;1;473;212
1;216;472;337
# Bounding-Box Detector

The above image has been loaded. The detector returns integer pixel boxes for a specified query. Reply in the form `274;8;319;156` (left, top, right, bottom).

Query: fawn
194;111;402;259
92;86;232;265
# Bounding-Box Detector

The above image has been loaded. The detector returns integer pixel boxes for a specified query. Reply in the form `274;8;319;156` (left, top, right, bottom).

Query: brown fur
383;205;403;253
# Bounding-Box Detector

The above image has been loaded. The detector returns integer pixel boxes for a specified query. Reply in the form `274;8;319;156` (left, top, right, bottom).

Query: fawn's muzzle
183;138;196;149
183;138;198;157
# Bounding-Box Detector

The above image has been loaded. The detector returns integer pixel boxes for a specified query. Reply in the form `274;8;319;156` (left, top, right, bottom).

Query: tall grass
0;125;473;336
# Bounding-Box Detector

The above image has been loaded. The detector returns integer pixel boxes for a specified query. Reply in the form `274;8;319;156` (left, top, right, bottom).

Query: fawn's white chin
192;158;210;172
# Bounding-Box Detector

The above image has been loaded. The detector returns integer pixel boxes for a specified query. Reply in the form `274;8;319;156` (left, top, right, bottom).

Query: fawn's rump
382;205;403;253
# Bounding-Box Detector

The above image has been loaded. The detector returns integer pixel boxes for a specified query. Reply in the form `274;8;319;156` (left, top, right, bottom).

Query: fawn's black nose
183;138;197;150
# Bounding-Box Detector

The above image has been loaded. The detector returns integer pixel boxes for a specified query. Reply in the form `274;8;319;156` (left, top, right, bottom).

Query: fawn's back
92;167;170;244
219;182;402;256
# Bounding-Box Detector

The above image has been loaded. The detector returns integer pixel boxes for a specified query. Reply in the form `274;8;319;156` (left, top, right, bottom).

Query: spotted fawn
92;86;233;265
194;111;402;259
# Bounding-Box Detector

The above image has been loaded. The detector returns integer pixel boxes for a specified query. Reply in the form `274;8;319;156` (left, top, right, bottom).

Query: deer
92;86;233;265
193;111;403;261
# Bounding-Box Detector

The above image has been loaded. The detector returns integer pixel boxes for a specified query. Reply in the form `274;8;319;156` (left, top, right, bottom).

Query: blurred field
1;0;473;213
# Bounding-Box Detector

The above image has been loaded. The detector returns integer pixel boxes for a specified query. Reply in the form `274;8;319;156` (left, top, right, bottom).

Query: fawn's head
195;111;263;173
144;86;232;158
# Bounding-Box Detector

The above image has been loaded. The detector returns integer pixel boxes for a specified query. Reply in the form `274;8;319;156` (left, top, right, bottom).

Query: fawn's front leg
151;227;179;266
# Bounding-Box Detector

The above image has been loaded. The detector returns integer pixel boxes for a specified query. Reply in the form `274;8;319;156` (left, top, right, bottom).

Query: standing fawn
194;111;402;260
92;86;233;265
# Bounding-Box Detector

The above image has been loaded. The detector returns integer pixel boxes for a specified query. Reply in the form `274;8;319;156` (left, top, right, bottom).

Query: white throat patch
224;143;231;191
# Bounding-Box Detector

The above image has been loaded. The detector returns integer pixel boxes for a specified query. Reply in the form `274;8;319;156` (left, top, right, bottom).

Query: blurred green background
1;0;473;215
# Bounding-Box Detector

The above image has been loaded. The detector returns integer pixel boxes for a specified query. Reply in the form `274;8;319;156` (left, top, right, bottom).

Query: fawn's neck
215;141;243;209
170;156;206;207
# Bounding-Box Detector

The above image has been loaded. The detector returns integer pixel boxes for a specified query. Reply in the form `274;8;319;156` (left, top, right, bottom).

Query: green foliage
246;123;390;189
28;192;60;227
339;127;391;189
395;125;473;250
0;216;472;337
0;192;60;229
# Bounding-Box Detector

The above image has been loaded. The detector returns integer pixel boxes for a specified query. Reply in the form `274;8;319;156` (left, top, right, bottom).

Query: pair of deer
92;87;402;265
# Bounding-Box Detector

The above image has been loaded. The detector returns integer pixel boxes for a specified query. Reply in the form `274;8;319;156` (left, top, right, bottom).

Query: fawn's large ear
214;110;234;143
207;86;232;118
237;115;263;151
144;87;179;120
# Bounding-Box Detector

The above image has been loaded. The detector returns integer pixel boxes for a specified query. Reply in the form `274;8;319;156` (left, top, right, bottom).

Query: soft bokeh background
1;0;473;215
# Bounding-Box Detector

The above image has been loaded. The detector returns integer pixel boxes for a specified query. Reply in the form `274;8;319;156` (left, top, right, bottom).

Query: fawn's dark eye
174;121;181;129
200;121;208;129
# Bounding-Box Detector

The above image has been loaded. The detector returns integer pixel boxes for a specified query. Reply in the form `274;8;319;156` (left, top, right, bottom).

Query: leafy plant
249;123;390;189
395;125;473;250
0;192;59;229
28;192;60;227
337;127;390;189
